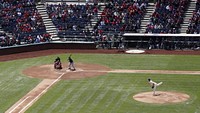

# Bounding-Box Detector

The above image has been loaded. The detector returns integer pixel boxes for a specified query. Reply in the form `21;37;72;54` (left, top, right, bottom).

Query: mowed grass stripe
74;77;107;113
99;75;134;113
56;81;82;113
103;87;123;113
47;82;82;113
0;59;42;112
39;81;71;113
56;79;97;113
73;76;118;113
0;63;19;111
106;74;139;113
60;78;99;112
70;78;107;113
68;76;109;113
110;86;130;113
87;86;111;113
27;81;82;113
94;76;123;113
49;81;83;113
34;78;96;113
57;78;100;113
67;78;111;112
102;85;124;113
46;81;78;113
80;75;128;113
158;74;199;92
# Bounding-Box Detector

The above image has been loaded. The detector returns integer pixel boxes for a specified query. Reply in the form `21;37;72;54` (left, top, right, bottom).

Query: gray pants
153;82;163;96
68;62;75;70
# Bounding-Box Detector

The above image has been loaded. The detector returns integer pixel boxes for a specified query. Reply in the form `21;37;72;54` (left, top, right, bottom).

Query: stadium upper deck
0;0;199;50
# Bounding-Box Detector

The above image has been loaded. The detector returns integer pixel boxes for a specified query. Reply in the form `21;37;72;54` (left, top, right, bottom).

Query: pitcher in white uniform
148;78;163;96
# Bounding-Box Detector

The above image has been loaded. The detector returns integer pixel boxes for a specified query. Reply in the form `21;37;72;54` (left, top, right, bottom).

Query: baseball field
1;49;200;113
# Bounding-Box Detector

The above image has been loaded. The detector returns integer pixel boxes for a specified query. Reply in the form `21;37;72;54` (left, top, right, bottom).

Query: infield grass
27;73;200;113
1;53;200;113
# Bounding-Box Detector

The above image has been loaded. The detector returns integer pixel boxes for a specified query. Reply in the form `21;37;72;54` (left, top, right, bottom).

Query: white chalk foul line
17;72;65;113
8;96;30;113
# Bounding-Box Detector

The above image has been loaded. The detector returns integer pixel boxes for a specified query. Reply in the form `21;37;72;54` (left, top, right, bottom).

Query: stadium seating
0;0;50;46
145;0;189;33
187;0;200;34
0;32;17;47
0;0;200;50
46;3;97;41
95;0;147;35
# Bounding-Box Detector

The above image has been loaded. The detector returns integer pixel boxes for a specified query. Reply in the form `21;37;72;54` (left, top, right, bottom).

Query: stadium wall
0;42;96;55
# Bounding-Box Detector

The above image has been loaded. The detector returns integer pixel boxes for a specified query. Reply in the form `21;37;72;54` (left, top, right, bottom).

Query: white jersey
148;79;163;96
149;80;157;86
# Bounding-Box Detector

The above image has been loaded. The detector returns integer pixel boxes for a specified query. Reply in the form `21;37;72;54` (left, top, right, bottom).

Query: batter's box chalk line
66;68;84;72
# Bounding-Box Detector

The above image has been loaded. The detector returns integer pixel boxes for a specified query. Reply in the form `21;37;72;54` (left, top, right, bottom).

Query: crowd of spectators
0;32;16;47
46;3;98;40
1;0;200;49
0;0;50;47
146;0;189;33
95;0;147;34
187;0;200;34
92;0;148;48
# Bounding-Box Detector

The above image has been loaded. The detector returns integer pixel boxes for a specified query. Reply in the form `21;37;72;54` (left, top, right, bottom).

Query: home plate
125;49;145;54
66;68;84;72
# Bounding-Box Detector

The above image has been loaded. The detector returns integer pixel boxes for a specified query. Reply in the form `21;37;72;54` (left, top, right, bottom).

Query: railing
123;33;200;50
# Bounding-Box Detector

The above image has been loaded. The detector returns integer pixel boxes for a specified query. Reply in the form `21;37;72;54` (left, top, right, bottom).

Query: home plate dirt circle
23;63;111;80
133;91;190;104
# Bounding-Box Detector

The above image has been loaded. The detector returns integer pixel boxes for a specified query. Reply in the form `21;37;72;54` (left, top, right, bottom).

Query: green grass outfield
1;54;200;113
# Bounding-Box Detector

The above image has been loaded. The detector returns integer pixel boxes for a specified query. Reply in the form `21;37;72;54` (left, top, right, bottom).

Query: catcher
54;57;62;69
148;78;163;96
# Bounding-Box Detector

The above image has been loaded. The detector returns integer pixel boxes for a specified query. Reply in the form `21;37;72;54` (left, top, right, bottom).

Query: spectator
94;0;148;42
187;0;200;34
46;3;96;39
146;0;189;34
0;0;50;46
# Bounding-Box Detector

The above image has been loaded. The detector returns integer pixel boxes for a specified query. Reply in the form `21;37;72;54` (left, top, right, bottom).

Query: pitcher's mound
133;91;190;104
